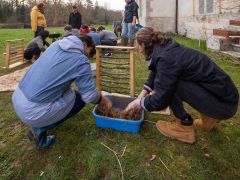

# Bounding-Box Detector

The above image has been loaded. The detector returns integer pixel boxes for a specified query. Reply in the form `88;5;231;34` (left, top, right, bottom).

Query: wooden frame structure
96;45;135;97
3;39;24;69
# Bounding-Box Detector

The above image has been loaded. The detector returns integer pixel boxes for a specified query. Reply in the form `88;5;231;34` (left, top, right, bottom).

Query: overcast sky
92;0;125;11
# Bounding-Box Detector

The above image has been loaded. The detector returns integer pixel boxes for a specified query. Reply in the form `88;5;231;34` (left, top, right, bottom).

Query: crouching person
12;34;112;148
24;30;50;61
125;27;239;144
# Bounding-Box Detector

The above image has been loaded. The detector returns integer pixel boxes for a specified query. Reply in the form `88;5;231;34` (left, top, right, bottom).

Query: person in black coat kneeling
125;27;239;144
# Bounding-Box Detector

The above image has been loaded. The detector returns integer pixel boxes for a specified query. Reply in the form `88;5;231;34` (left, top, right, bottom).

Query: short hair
39;30;49;38
72;5;77;9
37;3;44;9
78;34;96;57
91;27;96;32
97;26;105;32
82;25;88;29
64;25;72;31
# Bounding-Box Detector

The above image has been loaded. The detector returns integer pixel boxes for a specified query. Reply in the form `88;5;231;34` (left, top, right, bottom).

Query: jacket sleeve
75;62;101;104
143;70;155;93
31;10;37;32
141;57;182;111
132;2;138;17
68;14;71;25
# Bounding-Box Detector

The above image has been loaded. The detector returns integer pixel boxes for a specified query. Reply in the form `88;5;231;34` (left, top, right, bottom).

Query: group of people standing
12;1;239;149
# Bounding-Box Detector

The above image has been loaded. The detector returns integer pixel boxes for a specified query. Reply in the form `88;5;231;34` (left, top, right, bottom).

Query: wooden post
5;41;10;68
20;39;24;64
130;49;135;97
96;48;101;92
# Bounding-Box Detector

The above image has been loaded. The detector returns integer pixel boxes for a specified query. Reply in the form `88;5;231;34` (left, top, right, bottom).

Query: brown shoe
194;113;218;130
156;120;195;144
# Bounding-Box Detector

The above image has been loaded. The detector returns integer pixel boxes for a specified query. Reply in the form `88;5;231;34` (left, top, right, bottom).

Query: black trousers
24;47;41;60
170;81;238;120
101;39;117;46
34;26;45;37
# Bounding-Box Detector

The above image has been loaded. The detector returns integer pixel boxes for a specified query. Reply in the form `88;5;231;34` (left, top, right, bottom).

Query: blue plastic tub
92;95;144;133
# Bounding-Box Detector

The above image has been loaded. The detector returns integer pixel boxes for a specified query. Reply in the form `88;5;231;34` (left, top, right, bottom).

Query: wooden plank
96;45;134;50
130;49;135;96
8;62;24;69
6;39;24;42
20;39;24;64
5;42;10;68
96;48;101;92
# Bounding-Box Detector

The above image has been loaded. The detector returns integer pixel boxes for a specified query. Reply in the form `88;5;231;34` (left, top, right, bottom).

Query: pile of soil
96;105;142;120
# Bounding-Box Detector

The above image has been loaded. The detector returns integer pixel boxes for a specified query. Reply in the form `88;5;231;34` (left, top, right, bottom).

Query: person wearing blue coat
126;27;239;144
12;34;112;148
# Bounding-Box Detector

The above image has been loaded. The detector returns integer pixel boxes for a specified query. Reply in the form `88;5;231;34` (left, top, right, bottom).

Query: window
199;0;214;14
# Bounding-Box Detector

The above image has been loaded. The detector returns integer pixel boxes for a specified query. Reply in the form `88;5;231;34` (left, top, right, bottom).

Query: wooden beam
5;41;10;68
20;39;24;64
96;48;101;92
130;49;135;97
96;45;134;50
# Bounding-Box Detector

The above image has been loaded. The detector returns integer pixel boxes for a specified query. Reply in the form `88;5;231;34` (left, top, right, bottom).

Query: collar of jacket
148;39;179;70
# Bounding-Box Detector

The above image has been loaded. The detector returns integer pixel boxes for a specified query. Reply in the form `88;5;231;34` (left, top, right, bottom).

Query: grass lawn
0;28;240;179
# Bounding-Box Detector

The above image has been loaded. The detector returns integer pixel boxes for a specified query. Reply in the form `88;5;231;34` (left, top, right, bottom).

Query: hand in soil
125;98;141;113
99;95;112;111
96;105;142;120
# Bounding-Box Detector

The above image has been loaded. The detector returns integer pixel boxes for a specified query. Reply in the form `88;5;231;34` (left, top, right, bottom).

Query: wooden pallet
3;39;25;69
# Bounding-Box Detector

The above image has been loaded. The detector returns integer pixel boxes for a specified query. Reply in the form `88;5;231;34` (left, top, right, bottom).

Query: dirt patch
75;163;86;173
0;66;30;92
96;105;142;120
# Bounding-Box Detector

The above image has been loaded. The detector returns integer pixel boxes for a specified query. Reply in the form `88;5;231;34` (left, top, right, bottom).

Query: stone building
136;0;240;56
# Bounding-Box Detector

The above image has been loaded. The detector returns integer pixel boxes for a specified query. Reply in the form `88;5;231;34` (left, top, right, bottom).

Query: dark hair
97;26;105;32
72;5;77;9
37;3;44;9
136;27;166;58
39;30;49;39
78;34;96;58
91;27;96;32
64;25;72;31
82;25;88;29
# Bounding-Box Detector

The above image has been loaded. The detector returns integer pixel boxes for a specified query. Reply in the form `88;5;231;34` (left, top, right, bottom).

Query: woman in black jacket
126;27;239;144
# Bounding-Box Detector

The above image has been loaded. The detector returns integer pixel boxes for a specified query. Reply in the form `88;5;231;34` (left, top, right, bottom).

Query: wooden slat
5;42;10;68
6;39;24;42
130;49;135;96
96;45;134;50
101;61;130;65
20;39;24;63
101;79;129;85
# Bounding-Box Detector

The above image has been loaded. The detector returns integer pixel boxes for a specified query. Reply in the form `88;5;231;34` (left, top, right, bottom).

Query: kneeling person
24;30;49;61
97;26;117;46
12;34;112;149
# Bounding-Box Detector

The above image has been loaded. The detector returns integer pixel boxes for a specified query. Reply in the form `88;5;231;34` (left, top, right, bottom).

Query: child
80;25;91;34
125;27;239;144
97;26;117;46
24;30;49;61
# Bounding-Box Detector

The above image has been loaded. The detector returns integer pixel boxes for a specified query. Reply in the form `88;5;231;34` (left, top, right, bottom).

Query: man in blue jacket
12;34;112;148
121;0;139;47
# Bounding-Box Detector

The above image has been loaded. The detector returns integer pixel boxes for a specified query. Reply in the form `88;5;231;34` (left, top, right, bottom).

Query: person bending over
97;26;117;46
125;27;239;144
24;30;50;61
12;34;112;149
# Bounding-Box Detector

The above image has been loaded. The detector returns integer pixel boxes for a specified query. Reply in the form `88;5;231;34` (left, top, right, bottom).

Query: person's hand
125;98;141;113
99;95;112;111
131;22;136;28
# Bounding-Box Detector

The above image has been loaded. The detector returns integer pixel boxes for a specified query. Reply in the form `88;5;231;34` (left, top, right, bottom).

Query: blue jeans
31;91;85;142
121;23;136;40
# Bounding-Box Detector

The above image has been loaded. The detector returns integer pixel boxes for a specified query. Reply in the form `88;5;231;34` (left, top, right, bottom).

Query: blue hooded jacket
12;36;100;127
